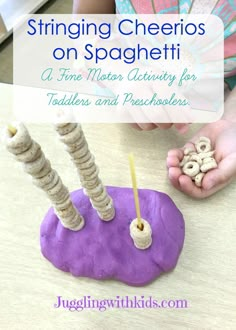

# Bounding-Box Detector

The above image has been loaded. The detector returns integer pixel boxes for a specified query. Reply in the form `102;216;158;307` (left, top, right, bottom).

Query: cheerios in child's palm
180;137;218;187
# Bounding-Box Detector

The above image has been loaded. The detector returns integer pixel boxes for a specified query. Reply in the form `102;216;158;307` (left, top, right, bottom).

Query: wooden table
0;83;235;329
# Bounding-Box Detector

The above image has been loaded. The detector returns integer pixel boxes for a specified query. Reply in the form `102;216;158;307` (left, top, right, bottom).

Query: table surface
0;83;235;330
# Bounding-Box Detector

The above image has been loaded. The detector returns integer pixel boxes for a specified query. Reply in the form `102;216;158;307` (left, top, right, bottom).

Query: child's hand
131;123;189;132
166;120;236;198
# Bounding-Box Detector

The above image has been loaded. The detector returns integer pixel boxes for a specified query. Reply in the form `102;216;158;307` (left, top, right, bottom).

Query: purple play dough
40;187;185;286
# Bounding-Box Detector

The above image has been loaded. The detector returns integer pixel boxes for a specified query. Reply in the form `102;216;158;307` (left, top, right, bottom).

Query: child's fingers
167;142;195;159
168;166;208;198
174;124;189;134
171;173;226;199
130;123;157;130
167;142;198;178
131;123;175;130
138;123;157;130
131;123;191;131
168;167;182;190
156;123;173;130
169;154;236;198
167;148;184;160
130;123;142;130
168;165;202;198
167;165;219;199
183;141;196;150
202;156;236;191
178;175;205;198
166;148;184;169
133;123;174;130
166;156;180;168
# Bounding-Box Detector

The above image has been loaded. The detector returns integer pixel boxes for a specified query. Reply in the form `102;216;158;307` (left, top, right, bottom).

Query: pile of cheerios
180;137;217;187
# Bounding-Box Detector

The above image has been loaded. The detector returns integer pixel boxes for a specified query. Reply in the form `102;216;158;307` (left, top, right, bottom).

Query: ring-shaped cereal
201;161;217;173
198;137;211;144
183;161;200;177
194;172;205;187
196;141;211;153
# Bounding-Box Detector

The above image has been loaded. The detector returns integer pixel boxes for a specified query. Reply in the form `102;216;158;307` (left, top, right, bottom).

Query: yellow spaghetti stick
8;124;17;136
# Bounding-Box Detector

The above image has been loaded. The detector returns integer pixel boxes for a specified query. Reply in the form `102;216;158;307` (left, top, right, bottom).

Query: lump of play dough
40;187;185;286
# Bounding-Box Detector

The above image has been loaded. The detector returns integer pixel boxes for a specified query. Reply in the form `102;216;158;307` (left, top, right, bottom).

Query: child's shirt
116;0;236;89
